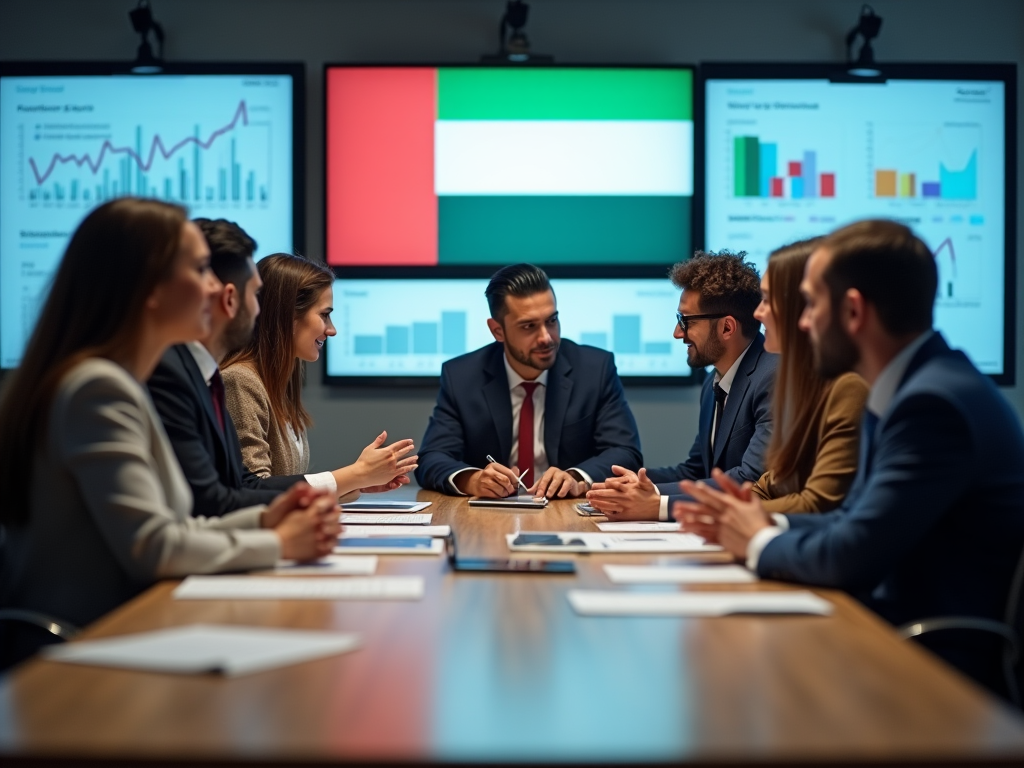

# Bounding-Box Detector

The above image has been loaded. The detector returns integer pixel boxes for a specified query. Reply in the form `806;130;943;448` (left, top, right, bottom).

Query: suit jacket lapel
543;351;573;468
698;375;715;475
482;344;514;465
177;347;232;470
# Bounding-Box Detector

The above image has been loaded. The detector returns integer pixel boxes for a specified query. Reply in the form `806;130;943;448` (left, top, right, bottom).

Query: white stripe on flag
435;120;693;196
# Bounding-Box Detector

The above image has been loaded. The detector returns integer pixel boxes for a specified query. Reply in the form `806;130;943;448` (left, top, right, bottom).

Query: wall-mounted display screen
0;62;303;369
325;278;694;382
700;63;1016;382
325;66;693;268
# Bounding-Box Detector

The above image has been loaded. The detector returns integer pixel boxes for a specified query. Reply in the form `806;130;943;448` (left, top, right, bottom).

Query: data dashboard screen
325;278;694;380
704;73;1009;376
0;68;299;368
325;66;693;268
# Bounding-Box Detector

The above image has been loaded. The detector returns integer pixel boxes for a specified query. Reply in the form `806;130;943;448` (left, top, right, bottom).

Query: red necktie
518;382;539;487
209;369;226;434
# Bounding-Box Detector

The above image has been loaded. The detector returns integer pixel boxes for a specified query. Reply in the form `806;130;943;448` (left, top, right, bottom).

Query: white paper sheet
334;538;444;556
173;576;425;600
596;522;681;532
506;531;721;554
42;624;361;676
340;501;431;513
268;555;378;576
567;590;832;617
340;513;433;525
339;525;451;538
604;564;757;584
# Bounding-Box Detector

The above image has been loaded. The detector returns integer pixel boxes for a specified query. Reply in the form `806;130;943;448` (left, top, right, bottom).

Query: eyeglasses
676;312;727;333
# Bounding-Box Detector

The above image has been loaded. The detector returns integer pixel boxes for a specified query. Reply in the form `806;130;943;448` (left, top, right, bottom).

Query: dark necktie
862;410;881;471
518;382;540;488
710;382;727;453
209;369;226;434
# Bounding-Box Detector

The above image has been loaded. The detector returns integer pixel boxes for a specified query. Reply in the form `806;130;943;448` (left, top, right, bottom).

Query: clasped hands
261;482;342;562
458;461;587;499
675;468;774;561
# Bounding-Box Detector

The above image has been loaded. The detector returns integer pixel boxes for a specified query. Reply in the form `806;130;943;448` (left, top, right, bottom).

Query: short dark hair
485;263;553;321
669;250;762;338
820;219;936;336
193;218;257;291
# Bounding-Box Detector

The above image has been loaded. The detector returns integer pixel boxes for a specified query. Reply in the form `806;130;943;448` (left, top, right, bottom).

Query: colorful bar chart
874;150;977;200
732;136;835;199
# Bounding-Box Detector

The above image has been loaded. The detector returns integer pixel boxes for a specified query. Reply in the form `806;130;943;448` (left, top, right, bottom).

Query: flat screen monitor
324;65;694;271
0;61;304;369
324;278;695;384
699;63;1016;383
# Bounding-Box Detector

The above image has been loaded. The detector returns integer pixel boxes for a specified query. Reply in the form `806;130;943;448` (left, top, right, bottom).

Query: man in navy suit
587;252;776;520
149;219;410;518
416;264;642;498
678;220;1024;694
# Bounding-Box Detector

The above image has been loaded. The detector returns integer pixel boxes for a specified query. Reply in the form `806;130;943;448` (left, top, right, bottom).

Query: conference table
2;489;1024;767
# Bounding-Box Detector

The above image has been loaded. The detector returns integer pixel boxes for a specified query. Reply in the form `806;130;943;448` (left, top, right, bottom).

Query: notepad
506;531;721;554
43;625;361;676
341;501;431;513
173;576;425;600
334;537;444;555
567;590;832;617
596;522;681;532
340;513;433;525
339;525;451;538
603;564;757;584
268;555;378;576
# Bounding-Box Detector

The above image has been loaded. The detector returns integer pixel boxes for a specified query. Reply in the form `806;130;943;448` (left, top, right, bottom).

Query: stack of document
340;513;433;525
269;554;378;576
339;525;451;538
604;564;757;584
506;531;722;554
567;590;832;617
341;501;431;513
43;624;361;676
174;575;425;600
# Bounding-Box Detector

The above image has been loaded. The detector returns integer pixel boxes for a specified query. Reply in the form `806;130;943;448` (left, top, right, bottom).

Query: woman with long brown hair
749;238;869;512
221;254;417;493
0;198;339;633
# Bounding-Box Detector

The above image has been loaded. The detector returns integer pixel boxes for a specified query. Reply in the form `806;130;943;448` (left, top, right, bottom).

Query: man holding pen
415;264;643;499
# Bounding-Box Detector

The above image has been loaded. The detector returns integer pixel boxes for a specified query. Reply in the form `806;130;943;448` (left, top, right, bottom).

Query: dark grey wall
2;0;1022;471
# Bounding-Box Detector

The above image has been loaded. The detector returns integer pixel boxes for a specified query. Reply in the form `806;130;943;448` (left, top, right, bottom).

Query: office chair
897;543;1024;707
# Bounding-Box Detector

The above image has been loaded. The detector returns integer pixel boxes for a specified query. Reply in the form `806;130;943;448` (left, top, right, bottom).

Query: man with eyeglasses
587;251;776;520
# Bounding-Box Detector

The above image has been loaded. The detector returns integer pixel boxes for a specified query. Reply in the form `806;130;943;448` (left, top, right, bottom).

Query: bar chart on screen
868;122;980;202
0;74;295;368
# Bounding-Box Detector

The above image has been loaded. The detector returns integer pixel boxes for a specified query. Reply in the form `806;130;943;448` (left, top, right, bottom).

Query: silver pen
485;454;530;495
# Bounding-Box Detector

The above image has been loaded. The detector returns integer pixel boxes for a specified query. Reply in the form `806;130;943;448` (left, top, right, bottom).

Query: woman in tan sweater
222;254;417;495
749;238;869;514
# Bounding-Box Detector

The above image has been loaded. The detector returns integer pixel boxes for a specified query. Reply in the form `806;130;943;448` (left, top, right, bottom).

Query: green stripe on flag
438;196;691;265
437;69;692;120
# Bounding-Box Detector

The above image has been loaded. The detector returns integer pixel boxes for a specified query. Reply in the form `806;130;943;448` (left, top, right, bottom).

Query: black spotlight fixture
845;4;883;77
481;0;553;64
129;0;165;74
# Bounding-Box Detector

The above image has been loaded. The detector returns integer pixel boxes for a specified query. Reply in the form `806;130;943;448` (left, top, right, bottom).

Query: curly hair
669;250;762;338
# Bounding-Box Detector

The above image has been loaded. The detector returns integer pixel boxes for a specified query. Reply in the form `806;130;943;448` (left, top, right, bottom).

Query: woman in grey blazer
0;198;339;629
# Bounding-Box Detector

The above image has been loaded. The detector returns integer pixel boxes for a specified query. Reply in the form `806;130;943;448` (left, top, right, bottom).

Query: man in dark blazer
416;264;642;498
147;219;307;517
678;220;1024;695
587;252;776;520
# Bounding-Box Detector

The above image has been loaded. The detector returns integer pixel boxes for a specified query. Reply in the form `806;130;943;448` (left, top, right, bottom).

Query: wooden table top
2;489;1024;767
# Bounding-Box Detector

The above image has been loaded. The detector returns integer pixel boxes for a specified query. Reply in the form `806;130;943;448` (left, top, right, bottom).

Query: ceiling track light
129;0;165;74
845;4;884;78
480;1;553;65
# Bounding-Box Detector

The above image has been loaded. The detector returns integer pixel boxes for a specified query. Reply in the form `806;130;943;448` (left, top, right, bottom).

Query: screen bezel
0;60;307;369
695;61;1017;386
322;62;697;387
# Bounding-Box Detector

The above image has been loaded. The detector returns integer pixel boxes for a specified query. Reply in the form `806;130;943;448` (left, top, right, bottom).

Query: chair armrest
0;609;81;641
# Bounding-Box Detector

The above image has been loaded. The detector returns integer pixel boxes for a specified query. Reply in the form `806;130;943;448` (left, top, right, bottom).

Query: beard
221;303;257;357
686;325;726;369
507;339;560;371
814;312;860;378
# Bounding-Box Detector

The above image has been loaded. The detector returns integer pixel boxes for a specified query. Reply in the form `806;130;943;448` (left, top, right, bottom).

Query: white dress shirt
658;341;753;521
449;353;592;494
185;342;337;495
744;330;934;570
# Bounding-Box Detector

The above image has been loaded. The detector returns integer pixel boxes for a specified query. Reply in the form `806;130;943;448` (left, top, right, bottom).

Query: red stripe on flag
326;68;438;266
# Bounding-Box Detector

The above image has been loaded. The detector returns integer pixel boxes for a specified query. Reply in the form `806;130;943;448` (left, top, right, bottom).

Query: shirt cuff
448;467;479;496
567;467;593;488
658;495;669;522
771;513;790;530
305;471;338;495
746;525;785;572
